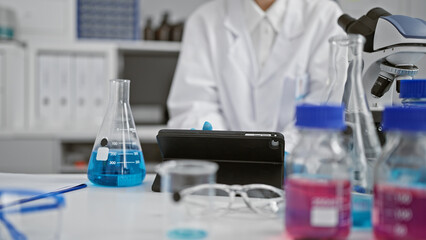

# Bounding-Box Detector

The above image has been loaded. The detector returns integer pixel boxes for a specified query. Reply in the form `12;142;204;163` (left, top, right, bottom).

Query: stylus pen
0;183;87;210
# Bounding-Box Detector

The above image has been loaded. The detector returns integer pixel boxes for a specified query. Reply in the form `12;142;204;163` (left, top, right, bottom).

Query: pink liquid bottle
373;107;426;240
285;104;352;240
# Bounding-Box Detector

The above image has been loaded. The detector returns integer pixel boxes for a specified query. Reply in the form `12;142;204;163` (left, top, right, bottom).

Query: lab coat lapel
255;0;305;129
259;0;305;85
223;0;259;87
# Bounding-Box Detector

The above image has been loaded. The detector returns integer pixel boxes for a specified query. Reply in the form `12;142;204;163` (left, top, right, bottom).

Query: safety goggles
174;184;284;218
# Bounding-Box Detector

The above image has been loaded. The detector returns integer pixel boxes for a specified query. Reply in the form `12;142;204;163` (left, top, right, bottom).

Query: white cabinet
25;41;180;130
27;43;118;130
0;137;61;173
36;54;106;129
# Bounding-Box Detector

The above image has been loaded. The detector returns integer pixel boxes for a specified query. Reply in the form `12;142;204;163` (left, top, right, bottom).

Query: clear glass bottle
87;79;146;187
285;104;351;240
373;107;426;240
399;79;426;107
332;34;382;193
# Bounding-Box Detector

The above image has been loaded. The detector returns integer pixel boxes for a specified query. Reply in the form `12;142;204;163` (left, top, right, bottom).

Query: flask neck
109;79;130;104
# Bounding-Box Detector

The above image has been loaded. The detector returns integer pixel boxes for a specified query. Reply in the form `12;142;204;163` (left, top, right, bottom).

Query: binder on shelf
44;54;61;128
0;44;26;131
75;55;92;126
55;55;73;127
37;54;54;127
90;56;107;126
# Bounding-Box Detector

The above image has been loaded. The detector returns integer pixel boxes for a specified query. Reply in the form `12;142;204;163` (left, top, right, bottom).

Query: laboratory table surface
0;173;375;240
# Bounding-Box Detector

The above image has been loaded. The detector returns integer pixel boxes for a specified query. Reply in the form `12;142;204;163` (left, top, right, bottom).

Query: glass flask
285;104;351;240
331;34;382;193
87;79;146;187
373;107;426;240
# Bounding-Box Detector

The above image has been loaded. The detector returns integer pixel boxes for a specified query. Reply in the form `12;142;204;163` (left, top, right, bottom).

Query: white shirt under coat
244;0;286;69
167;0;346;152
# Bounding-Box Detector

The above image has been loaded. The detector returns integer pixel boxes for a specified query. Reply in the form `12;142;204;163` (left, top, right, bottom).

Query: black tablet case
151;129;285;192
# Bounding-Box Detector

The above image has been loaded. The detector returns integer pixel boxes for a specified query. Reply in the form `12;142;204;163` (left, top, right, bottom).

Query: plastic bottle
373;106;426;240
87;79;146;187
399;79;426;107
285;104;352;240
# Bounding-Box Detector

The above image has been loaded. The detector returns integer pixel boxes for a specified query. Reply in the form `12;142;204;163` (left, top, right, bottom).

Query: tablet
151;129;285;192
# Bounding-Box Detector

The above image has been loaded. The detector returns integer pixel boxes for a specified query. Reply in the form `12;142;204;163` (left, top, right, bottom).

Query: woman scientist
167;0;346;153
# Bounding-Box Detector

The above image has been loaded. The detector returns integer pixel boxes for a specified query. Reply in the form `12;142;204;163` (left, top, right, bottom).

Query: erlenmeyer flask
330;34;382;193
87;79;146;187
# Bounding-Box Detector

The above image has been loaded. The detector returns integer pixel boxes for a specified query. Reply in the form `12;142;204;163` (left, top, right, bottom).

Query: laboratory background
0;0;424;175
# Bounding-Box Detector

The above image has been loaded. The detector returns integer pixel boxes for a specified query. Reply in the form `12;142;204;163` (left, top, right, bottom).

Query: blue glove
202;121;212;130
191;121;213;131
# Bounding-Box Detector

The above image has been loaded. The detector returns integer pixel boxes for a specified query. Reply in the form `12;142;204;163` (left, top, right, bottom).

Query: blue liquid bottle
87;79;146;187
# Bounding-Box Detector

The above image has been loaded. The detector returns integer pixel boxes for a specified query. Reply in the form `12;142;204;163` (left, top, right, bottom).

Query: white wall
139;0;210;27
0;0;75;43
0;0;209;43
337;0;426;19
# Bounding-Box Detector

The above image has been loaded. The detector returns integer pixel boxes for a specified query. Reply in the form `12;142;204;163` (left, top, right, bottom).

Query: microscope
336;9;425;193
339;8;426;112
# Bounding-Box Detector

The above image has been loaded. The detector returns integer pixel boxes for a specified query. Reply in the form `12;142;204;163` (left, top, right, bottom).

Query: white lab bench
0;173;374;240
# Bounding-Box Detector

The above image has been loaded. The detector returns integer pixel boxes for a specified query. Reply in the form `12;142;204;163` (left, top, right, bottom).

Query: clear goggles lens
178;184;284;217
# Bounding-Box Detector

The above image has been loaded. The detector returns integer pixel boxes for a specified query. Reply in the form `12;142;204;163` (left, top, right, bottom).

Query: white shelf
0;125;166;143
72;39;181;53
117;40;181;52
61;165;88;173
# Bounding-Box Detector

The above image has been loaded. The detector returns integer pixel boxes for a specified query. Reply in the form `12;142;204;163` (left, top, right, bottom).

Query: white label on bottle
96;147;109;161
310;207;338;227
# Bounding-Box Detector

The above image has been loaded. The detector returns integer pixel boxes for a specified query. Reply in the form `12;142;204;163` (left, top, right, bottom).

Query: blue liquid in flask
167;228;208;240
88;149;146;187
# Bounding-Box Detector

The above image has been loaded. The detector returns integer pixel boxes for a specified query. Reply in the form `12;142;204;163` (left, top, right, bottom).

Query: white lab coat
167;0;345;152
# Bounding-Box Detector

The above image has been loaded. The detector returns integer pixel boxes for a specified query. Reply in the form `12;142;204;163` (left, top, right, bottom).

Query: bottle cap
382;106;426;132
399;79;426;99
295;104;346;130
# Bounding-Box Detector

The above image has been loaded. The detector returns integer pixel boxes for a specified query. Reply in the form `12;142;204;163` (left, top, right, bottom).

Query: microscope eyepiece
337;7;392;52
338;14;356;32
366;7;391;20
